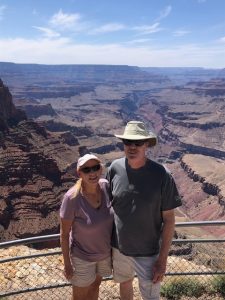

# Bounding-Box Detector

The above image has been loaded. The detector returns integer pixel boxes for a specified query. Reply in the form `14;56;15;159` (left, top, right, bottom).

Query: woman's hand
64;263;74;280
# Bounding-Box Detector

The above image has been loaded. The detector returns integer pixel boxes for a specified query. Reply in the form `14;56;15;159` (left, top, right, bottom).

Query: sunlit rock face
0;80;77;242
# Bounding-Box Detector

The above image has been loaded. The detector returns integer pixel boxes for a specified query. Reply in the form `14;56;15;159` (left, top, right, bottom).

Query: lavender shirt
60;179;114;262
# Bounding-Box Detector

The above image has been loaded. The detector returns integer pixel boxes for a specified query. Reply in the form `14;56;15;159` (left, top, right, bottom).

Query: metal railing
0;221;225;300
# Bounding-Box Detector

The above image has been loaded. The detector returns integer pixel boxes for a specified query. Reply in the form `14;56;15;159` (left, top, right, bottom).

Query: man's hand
64;263;74;280
151;209;175;283
152;258;167;283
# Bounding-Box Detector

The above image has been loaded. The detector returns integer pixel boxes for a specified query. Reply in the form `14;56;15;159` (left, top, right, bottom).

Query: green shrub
161;277;206;300
211;275;225;296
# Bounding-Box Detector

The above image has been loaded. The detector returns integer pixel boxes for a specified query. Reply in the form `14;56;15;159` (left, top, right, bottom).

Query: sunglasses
122;139;147;147
80;164;101;174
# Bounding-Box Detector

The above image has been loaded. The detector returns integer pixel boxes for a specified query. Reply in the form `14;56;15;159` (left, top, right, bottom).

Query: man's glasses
122;139;147;147
80;164;101;174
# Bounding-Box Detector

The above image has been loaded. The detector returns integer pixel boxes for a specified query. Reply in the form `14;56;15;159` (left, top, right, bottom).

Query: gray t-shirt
60;178;114;262
107;157;182;256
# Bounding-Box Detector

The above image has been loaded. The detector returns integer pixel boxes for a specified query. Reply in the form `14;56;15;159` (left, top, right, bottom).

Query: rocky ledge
180;154;225;216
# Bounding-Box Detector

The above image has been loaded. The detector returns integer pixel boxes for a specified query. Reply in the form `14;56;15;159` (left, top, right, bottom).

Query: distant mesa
0;62;171;84
43;120;93;136
17;103;57;119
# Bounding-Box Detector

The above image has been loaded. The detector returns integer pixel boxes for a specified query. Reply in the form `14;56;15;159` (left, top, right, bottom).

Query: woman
60;154;113;300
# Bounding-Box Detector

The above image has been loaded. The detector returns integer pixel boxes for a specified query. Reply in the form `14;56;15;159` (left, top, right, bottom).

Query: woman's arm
60;218;74;280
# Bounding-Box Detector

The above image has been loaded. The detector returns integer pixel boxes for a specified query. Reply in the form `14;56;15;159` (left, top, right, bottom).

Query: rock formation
18;103;57;118
180;154;225;210
170;154;225;228
0;80;77;241
0;79;27;131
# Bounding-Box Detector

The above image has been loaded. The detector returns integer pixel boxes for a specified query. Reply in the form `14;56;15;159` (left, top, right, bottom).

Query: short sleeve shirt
106;157;182;256
60;178;114;262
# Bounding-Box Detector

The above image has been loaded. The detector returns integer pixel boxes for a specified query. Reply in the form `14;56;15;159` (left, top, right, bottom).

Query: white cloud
126;38;151;44
49;9;82;30
89;23;126;34
0;5;6;20
133;23;162;35
218;36;225;42
0;37;225;68
33;26;61;38
157;5;172;21
173;30;190;37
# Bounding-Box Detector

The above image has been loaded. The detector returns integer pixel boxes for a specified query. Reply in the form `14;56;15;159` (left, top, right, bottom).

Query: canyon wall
0;80;77;241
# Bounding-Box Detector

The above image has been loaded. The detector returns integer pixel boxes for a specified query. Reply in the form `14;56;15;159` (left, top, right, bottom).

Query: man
107;121;182;300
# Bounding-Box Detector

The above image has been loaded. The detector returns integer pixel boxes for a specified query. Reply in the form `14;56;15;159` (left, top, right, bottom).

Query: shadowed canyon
1;62;225;241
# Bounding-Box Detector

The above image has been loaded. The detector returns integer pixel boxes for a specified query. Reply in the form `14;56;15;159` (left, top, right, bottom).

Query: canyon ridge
1;62;225;241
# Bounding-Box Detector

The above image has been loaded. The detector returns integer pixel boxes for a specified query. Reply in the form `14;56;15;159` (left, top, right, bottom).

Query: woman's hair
71;178;82;199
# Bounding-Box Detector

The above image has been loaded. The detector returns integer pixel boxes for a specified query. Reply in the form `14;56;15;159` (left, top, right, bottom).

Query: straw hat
115;121;157;147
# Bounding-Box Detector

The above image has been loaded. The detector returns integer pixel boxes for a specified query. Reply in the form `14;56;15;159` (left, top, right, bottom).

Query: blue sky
0;0;225;67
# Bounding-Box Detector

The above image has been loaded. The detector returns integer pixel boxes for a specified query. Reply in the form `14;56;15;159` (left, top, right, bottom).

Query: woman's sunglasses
122;139;147;147
80;164;101;174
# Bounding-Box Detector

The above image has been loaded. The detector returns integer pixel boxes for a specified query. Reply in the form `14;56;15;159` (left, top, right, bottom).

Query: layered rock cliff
180;154;225;209
172;154;225;223
0;80;77;241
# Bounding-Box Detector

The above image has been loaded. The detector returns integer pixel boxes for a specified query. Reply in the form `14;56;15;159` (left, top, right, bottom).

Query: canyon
0;63;225;241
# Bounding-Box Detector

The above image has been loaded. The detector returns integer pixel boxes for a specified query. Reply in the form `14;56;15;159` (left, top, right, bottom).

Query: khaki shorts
112;248;135;283
113;248;161;300
70;255;112;287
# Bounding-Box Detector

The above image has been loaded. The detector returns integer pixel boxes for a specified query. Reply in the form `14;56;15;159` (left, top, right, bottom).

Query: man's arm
152;209;175;283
